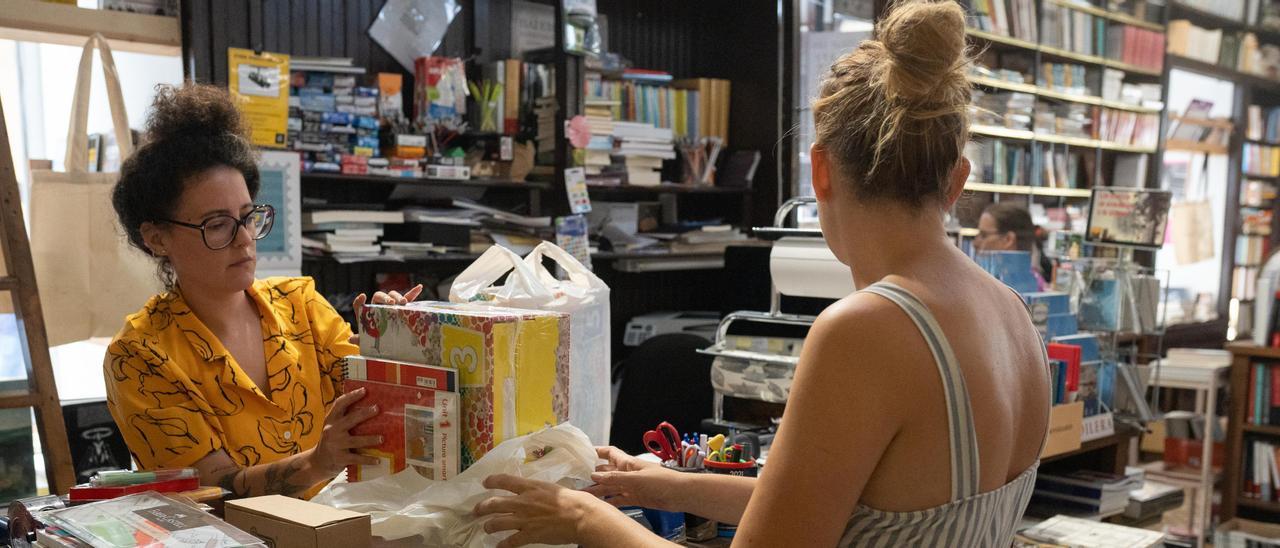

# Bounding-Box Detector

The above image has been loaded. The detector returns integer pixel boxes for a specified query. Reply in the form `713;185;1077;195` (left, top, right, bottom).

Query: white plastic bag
313;424;597;547
450;243;613;445
522;242;612;446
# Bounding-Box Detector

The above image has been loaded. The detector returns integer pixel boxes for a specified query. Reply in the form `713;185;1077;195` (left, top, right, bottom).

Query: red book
1123;26;1137;65
1152;32;1166;71
1047;343;1082;394
343;378;459;482
68;477;200;502
345;356;457;392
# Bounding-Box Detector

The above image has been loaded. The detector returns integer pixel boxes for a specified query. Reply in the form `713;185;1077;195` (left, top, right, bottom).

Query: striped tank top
839;282;1047;547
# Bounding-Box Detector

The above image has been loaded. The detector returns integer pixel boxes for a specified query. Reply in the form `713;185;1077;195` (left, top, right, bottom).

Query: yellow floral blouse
104;277;357;475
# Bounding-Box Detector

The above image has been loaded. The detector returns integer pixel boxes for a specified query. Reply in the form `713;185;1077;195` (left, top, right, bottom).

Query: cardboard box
1041;401;1084;458
225;495;370;548
358;301;570;467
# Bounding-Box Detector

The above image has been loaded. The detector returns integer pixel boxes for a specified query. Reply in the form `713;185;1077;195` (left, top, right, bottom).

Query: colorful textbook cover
358;301;570;467
342;378;459;482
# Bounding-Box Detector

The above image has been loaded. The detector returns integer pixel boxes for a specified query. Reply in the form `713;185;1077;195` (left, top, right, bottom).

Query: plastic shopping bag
449;243;613;445
522;242;612;446
312;424;597;547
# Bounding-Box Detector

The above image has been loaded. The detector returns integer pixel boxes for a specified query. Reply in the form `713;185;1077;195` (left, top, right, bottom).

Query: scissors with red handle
643;421;681;462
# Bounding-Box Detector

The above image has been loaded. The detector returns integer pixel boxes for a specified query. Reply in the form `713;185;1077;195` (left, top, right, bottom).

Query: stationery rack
699;197;824;426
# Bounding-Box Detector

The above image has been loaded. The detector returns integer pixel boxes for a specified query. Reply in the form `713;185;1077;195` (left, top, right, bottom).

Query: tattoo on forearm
210;457;310;499
260;457;310;497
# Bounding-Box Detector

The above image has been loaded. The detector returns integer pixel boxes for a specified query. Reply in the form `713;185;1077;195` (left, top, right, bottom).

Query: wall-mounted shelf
969;75;1163;114
1168;54;1280;90
966;28;1163;77
1167;140;1231;154
970;124;1157;153
965;182;1093;198
0;0;180;56
1045;0;1165;31
300;172;552;191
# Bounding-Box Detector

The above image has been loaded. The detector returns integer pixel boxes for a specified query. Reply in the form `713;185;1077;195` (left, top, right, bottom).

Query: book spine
1271;364;1280;426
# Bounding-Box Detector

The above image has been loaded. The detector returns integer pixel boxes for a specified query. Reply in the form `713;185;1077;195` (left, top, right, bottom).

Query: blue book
1052;334;1101;363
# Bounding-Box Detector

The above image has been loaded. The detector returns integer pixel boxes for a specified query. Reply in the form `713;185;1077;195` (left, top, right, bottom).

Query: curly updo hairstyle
811;0;972;209
112;83;260;289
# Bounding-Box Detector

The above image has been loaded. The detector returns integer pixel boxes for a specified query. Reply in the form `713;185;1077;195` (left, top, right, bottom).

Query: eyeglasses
162;205;275;250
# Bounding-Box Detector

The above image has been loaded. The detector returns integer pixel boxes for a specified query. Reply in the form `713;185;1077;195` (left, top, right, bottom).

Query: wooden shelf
965;182;1093;198
966;29;1165;77
1041;431;1135;463
585;183;752;195
970;125;1157;154
1166;139;1231;154
0;0;180;56
1244;424;1280;437
1170;1;1248;31
1246;139;1280;147
1168;54;1280;90
1045;0;1164;31
969;76;1163;113
1227;342;1280;359
1239;498;1280;513
300;172;552;191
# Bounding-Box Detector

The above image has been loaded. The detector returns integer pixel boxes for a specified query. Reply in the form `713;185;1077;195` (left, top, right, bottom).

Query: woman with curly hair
103;83;418;498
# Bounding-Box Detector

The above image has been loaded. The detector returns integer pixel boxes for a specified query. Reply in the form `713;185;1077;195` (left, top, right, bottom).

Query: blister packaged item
45;492;264;547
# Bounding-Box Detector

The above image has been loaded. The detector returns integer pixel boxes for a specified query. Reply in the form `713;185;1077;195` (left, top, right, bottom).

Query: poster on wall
1086;187;1173;249
228;48;290;148
255;151;302;277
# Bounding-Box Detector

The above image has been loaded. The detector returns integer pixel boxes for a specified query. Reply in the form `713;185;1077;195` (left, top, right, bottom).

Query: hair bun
144;83;249;145
877;0;968;103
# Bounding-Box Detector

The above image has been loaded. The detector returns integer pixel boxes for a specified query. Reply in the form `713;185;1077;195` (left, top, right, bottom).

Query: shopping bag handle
449;245;553;303
523;241;605;290
65;33;133;173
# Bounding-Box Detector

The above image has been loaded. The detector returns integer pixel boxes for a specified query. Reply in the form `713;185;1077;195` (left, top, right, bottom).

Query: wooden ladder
0;97;76;495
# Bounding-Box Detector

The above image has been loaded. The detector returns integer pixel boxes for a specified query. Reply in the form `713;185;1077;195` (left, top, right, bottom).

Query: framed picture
1086;187;1173;249
255;150;302;277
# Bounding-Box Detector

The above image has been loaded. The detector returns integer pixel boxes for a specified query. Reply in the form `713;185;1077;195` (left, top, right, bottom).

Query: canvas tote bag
28;34;160;345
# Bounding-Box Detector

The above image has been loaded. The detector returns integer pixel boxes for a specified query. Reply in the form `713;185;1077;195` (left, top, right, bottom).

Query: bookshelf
1223;343;1280;524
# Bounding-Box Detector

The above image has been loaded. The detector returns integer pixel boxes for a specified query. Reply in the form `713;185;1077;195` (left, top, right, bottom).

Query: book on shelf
672;78;731;145
1249;105;1280;143
970;0;1039;42
1239;234;1269;266
1243;439;1280;503
303;209;405;225
1245;143;1280;177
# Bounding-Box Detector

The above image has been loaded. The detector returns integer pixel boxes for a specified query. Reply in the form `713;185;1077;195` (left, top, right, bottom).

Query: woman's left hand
473;474;608;548
348;284;424;345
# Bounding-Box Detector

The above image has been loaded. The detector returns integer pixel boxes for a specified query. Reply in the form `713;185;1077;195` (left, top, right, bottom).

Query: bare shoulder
801;292;925;388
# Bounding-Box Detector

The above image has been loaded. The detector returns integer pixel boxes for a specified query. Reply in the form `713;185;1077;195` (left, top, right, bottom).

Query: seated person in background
471;1;1050;546
104;83;420;499
974;202;1052;290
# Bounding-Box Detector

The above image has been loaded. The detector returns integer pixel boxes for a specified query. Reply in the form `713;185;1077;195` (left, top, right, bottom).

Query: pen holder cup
662;464;716;542
702;459;759;477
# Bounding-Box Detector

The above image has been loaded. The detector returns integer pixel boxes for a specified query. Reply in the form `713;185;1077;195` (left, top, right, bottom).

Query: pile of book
670;226;749;254
1029;470;1143;519
1246;143;1280;177
969;0;1039;42
1120;479;1184;525
971;89;1035;130
1101;68;1163;108
585;75;730;145
584;99;618;176
301;208;404;260
287;59;381;174
1034;102;1092;140
1248;104;1280;144
611;122;675;186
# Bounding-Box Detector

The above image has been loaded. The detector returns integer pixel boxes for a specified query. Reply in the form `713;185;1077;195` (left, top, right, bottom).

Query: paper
228;48;290;148
254;151;302;277
769;237;854;299
564;167;592;214
369;0;461;73
511;1;555;56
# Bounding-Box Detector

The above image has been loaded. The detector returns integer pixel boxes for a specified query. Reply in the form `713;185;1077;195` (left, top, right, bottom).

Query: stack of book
1030;470;1143;519
584;99;618;176
287;59;381;174
970;0;1039;42
972;89;1035;130
1122;480;1184;525
670;226;750;253
301;209;404;259
611;122;675;186
1039;63;1089;96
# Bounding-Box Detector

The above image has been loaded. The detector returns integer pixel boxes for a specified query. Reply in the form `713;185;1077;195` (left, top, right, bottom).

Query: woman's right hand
583;446;685;512
307;387;383;478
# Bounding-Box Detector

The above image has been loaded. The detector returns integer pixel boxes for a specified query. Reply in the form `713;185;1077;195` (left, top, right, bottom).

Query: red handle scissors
643;421;681;462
